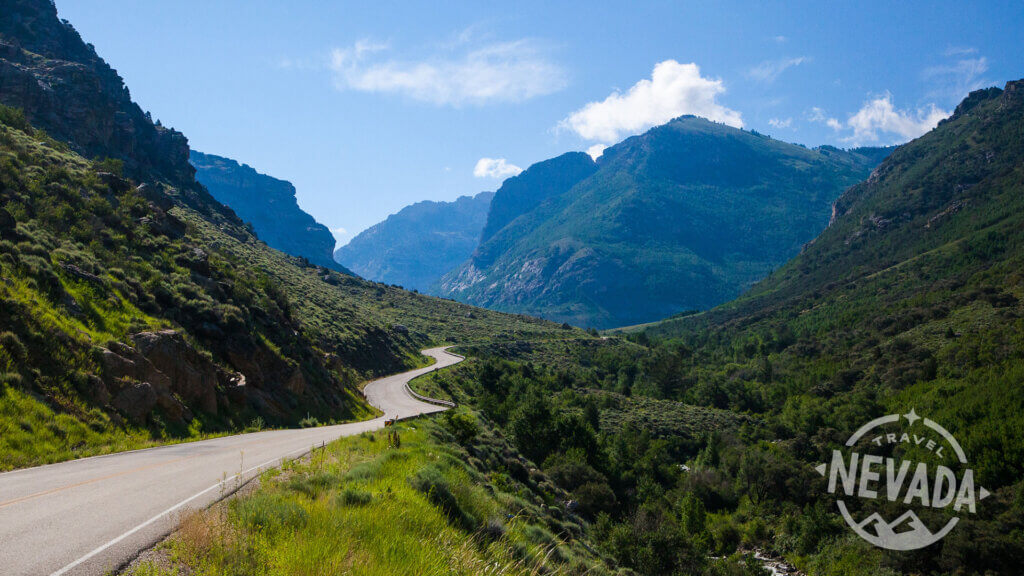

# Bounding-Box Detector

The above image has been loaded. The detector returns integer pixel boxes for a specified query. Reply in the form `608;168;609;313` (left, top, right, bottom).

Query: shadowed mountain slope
190;150;343;271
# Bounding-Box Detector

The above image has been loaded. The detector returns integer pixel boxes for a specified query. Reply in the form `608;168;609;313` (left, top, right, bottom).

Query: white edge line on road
50;444;315;576
3;349;459;480
48;348;461;575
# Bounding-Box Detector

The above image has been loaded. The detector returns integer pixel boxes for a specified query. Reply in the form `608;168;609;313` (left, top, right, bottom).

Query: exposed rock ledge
97;330;240;424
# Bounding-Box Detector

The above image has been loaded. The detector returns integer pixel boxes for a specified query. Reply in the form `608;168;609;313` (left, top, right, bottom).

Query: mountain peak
335;190;494;291
441;116;887;327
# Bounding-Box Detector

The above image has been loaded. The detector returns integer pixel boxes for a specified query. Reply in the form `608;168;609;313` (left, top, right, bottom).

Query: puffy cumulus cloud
748;56;808;83
329;39;566;106
330;226;351;246
560;60;743;145
768;117;792;129
473;157;522;179
809;107;843;131
845;93;949;145
586;144;608;161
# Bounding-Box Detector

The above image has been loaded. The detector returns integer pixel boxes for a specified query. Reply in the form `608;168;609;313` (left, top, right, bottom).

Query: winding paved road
0;346;461;576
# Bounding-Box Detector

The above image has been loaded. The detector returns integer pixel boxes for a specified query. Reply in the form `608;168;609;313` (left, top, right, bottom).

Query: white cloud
768;117;792;129
923;56;990;103
330;227;350;246
809;107;842;131
329;39;566;106
844;93;949;145
748;56;808;83
944;46;978;57
773;35;788;44
559;60;743;145
473;157;522;179
586;144;607;160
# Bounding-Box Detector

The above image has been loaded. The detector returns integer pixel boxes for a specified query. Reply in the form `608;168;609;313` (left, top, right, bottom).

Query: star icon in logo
903;408;921;426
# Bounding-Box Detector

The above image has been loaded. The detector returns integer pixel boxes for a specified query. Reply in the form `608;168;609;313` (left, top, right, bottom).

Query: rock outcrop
98;330;228;423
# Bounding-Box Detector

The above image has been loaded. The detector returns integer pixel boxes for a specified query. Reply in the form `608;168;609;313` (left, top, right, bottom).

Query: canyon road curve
0;346;462;576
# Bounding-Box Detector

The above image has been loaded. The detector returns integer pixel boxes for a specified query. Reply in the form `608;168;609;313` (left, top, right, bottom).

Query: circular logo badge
815;409;990;551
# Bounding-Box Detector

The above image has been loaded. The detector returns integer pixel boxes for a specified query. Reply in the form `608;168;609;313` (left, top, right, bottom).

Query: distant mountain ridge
190;151;343;271
335;191;494;292
440;116;891;328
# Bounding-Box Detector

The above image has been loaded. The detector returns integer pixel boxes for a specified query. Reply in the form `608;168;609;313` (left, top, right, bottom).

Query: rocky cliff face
98;331;224;424
190;151;344;271
0;0;192;183
334;191;494;292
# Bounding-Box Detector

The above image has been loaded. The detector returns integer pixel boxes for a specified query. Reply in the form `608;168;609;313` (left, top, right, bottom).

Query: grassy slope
0;107;575;470
0;111;192;466
125;415;617;576
186;207;568;365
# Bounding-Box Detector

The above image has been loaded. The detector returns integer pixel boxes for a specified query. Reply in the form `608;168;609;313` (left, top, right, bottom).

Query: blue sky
58;0;1023;247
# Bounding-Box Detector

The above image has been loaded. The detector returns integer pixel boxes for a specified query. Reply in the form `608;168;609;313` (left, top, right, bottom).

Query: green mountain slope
334;191;494;292
441;116;889;328
190;151;343;271
478;151;598;246
619;82;1024;575
0;0;572;470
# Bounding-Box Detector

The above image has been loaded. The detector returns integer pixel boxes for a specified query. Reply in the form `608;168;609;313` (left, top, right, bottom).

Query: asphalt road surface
0;346;461;576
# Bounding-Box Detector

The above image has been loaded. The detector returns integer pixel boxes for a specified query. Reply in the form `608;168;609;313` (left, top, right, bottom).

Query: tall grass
126;420;614;575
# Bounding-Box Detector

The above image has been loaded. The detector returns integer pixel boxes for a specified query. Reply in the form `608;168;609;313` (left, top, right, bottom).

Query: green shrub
230;492;308;534
0;331;27;363
286;470;338;499
441;409;480;443
337;487;373;506
409;464;476;531
0;105;30;132
298;415;320;428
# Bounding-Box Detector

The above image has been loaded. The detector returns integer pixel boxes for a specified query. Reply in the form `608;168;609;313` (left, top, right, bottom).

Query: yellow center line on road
0;430;336;511
0;439;262;510
0;453;203;510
